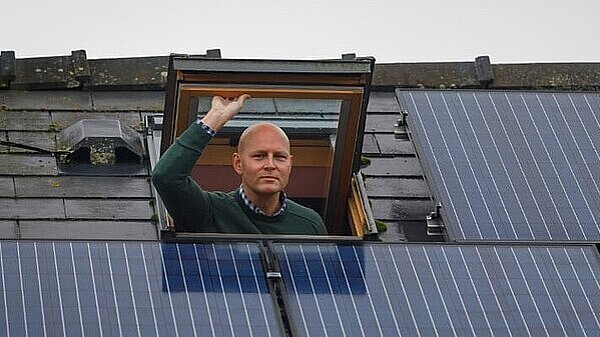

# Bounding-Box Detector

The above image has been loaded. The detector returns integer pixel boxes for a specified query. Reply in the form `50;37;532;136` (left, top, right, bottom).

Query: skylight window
157;55;375;238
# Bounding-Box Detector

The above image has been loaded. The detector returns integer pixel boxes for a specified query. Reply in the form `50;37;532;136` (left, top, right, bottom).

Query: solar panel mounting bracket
394;112;409;140
426;203;445;236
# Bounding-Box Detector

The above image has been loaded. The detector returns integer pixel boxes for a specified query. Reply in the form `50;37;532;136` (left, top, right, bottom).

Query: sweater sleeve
151;123;214;231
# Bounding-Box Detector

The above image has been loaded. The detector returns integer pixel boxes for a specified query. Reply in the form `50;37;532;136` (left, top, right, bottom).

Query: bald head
237;123;290;154
232;122;293;203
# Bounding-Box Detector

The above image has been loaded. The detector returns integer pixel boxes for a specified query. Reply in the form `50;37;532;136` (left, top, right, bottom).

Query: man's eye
252;154;265;159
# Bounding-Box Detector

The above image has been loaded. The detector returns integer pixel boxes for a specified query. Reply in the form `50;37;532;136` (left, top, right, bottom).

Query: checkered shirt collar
238;184;287;217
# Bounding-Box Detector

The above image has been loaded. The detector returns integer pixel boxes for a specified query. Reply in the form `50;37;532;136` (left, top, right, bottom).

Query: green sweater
152;123;327;235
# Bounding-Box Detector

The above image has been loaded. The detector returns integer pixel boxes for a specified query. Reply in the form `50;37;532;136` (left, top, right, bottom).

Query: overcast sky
3;0;598;63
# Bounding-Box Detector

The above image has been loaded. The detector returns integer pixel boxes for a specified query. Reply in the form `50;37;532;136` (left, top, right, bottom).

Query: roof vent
57;119;144;172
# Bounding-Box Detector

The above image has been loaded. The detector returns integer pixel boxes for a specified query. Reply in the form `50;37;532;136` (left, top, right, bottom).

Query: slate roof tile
14;176;151;198
64;199;153;220
0;111;52;131
375;134;415;155
0;131;7;152
6;131;56;153
0;178;14;197
0;199;65;219
91;91;165;111
375;221;407;242
366;92;401;113
365;177;430;198
361;133;380;154
364;114;401;133
1;91;92;110
378;220;433;242
19;221;157;240
0;221;17;239
0;154;58;175
370;199;434;222
361;157;422;177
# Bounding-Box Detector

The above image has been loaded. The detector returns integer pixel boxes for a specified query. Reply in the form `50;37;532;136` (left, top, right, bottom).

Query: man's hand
201;94;251;132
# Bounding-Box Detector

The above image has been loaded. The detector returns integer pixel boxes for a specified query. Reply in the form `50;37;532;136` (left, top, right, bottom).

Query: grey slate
364;114;401;133
0;199;65;219
92;91;165;111
0;178;14;197
0;111;52;131
64;199;153;220
15;176;152;198
376;221;407;242
375;134;416;155
370;199;434;221
365;177;430;198
6;131;55;153
19;220;157;240
361;133;379;154
0;131;6;152
380;221;434;242
366;92;401;113
1;91;92;110
0;154;58;175
0;221;17;239
361;157;422;177
51;111;143;131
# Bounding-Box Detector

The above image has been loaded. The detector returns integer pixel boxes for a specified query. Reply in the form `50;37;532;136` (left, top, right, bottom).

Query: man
152;95;327;235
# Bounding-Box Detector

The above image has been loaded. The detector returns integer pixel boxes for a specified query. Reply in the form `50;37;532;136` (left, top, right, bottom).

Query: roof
2;51;600;242
0;51;442;242
0;89;163;240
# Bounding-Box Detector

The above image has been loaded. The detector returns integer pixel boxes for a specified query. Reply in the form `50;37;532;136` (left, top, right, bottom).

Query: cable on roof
0;140;70;155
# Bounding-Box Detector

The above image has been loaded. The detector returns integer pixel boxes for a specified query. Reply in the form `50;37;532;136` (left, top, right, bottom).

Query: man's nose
264;155;276;169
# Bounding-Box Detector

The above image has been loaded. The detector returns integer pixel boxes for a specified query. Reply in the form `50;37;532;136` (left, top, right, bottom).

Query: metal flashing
171;57;373;74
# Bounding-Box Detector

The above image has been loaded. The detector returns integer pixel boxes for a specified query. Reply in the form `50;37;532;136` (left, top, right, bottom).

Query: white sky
3;0;599;63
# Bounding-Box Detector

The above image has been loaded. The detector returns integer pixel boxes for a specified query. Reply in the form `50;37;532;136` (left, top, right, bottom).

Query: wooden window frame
160;55;374;236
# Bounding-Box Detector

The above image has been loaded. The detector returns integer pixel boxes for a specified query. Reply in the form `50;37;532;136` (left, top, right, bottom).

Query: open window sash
160;56;374;236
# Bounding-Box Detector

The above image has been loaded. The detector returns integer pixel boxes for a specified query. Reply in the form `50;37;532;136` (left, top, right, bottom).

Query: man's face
233;125;292;197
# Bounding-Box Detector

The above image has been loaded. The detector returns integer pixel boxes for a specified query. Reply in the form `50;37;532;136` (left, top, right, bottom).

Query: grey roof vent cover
57;119;145;174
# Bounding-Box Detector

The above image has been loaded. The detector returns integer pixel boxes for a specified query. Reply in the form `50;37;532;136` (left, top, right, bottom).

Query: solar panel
275;243;600;337
400;90;600;241
0;241;283;337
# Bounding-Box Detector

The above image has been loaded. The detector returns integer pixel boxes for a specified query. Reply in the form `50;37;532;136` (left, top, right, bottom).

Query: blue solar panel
400;90;600;241
0;241;282;337
275;243;600;337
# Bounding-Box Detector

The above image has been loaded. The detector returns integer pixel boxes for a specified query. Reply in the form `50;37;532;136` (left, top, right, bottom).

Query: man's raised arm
151;95;250;231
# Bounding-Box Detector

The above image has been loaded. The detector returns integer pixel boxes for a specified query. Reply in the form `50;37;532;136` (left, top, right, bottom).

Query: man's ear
232;152;243;175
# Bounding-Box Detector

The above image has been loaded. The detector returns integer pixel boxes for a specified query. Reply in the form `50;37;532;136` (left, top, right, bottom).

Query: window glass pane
191;96;346;219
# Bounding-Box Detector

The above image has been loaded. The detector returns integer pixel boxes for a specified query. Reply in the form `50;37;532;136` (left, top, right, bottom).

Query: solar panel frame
398;89;600;242
0;241;284;337
274;242;600;337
